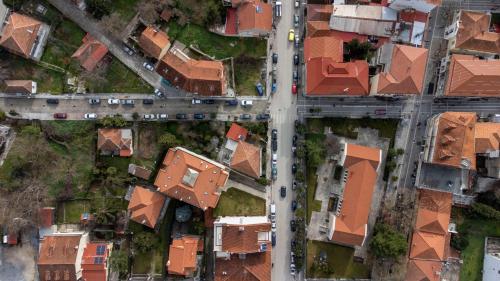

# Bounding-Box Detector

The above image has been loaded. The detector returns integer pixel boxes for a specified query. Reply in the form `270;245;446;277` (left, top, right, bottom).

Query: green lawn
214;188;266;217
166;22;267;59
57;200;89;224
307;240;371;279
234;58;264;96
88;59;153;93
457;212;500;281
306;166;322;223
41;19;85;68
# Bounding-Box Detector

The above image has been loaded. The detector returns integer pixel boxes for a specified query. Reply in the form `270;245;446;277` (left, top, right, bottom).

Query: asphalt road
270;1;299;280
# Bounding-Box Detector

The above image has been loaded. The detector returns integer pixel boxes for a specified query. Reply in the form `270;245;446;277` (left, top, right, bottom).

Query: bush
370;223;407;258
98;115;128;128
109;250;128;278
306;139;325;168
256;177;270;186
158;132;180;148
0;110;6;121
470;203;500;220
451;234;469;251
132;232;158;253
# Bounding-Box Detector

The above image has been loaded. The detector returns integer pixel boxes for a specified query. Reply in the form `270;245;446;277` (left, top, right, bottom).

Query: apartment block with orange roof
81;242;112;281
167;235;202;277
139;26;171;60
213;216;271;281
0;12;50;61
327;143;382;247
154;147;229;210
221;0;272;37
221;123;262;179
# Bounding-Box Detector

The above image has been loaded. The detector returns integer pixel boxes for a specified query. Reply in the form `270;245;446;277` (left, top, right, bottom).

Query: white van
275;1;282;17
270;203;276;223
241;100;253;107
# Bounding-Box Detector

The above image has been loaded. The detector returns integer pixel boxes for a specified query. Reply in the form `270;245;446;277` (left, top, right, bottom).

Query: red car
292;83;297;94
53;113;67;119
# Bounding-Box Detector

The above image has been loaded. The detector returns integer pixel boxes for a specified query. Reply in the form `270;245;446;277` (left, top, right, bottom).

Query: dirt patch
137;125;157;160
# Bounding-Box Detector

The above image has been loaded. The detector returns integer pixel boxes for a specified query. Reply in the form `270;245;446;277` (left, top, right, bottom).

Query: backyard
87;59;153;93
214;188;266;217
307;240;371;279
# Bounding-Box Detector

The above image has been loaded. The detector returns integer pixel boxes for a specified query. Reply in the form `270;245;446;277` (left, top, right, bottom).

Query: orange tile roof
236;0;272;34
97;128;133;157
331;143;380;246
72;33;108;72
375;44;428;95
431;112;476;169
474;122;500;154
409;231;446;261
38;234;82;265
81;243;110;281
405;260;442;281
307;21;335;37
307;4;333;21
167;236;200;276
127;185;166;228
415;189;452;235
306;57;369;96
231;141;261;179
221;223;271;253
158;48;226;96
215;251;271;281
4;80;35;94
444;55;500;97
39;207;55;228
0;13;41;58
304;36;343;63
139;26;170;59
226;123;248;141
454;11;500;54
154;147;229;210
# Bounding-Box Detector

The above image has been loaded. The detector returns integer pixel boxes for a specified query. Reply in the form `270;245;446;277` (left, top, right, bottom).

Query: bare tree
100;12;126;37
325;134;340;156
138;1;159;25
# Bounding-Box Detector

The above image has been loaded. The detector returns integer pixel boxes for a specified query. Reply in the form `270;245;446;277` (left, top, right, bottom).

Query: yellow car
288;29;295;42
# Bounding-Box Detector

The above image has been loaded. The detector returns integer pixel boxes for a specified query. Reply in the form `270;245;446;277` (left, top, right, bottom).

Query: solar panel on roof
94;257;103;264
96;245;105;255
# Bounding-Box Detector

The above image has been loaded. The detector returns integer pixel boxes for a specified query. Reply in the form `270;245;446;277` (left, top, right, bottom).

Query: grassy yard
456;211;500;281
41;19;85;68
307;240;370;279
87;59;153;93
166;22;267;59
234;57;264;96
57;200;89;224
306;166;322;223
214;188;266;217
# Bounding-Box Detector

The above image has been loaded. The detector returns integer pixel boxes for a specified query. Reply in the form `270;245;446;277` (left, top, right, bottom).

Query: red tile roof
226;123;248;141
39;207;55;228
97;128;133;157
215;251;271;281
4;80;35;94
304;36;343;63
454;11;500;54
157;47;226;96
225;8;238;35
236;0;272;34
72;33;108;72
231;141;261;179
38;234;83;281
415;189;452;235
221;223;271;253
405;260;443;281
155;147;229;210
444;55;500;97
474;123;500;154
307;4;333;21
139;26;171;59
375;44;428;95
0;13;41;58
167;236;201;276
81;243;111;281
409;231;447;261
330;143;381;246
128;185;166;228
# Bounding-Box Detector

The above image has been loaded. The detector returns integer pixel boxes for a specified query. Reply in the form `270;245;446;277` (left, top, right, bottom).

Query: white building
483;237;500;281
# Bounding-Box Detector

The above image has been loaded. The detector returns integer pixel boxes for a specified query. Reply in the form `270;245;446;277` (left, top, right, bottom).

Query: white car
192;98;202;105
143;62;154;71
295;0;299;8
108;98;119;105
154;88;164;97
272;153;277;164
241;100;253;107
157;113;168;120
84;113;97;119
144;114;156;120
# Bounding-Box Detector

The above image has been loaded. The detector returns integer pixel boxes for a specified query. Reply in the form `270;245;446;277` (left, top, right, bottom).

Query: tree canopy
370;223;407;258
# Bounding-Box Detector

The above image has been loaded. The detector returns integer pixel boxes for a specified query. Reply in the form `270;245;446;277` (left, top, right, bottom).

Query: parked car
280;186;286;198
292;82;297;94
292;163;297;174
292;181;297;190
143;99;154;105
293;54;299;65
240;114;252;120
288;29;295;41
272;129;278;140
176;113;188;120
272;166;277;180
272;140;278;152
291;239;296;250
294;14;299;27
108;98;120;105
294;34;299;47
225;100;238;106
271;232;276;247
143;62;154;71
291;200;297;211
53;113;67;119
157;113;168;120
270;203;276;222
293;70;299;82
292;135;298;146
255;83;264;96
154;88;164;97
88;98;100;104
375;108;386;115
193;113;205;120
272;53;278;64
256;113;271;120
290;219;296;232
123;44;135;55
192;98;202;105
202;99;215;104
84;113;97;119
272;153;277;165
144;114;156;120
241;100;253;107
295;0;299;8
290;263;296;276
46;98;59;104
121;99;135;106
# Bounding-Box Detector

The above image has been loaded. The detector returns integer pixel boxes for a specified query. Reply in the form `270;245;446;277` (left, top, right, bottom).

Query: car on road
143;62;154;71
293;54;299;65
290;219;296;232
291;200;297;211
84;113;97;119
176;113;188;120
202;99;215;104
271;232;276;247
295;0;299;8
272;222;276;232
272;53;278;64
271;129;277;140
272;139;277;152
88;98;100;104
143;99;154;105
53;113;67;119
157;113;168;120
288;29;295;41
192;98;202;105
292;135;298;146
123;45;135;55
272;153;277;165
144;114;156;120
291;239;296;250
375;108;386;115
108;98;120;105
241;100;253;107
193;113;205;120
290;263;296;276
121;99;135;106
280;186;286;198
290;252;295;264
294;14;299;27
225;100;238;106
292;181;297;190
292;82;297;94
292;163;297;174
294;34;299;47
256;113;270;120
154;88;164;97
46;98;59;104
240;114;252;120
293;70;299;82
272;166;277;180
270;203;276;222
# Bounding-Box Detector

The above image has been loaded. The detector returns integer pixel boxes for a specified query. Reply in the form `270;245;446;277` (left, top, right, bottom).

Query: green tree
87;0;111;19
306;140;325;167
132;112;139;120
370;223;407;258
133;232;158;253
99;115;128;128
0;110;6;121
470;203;500;220
451;234;469;251
345;39;373;60
109;250;128;278
158;132;180;148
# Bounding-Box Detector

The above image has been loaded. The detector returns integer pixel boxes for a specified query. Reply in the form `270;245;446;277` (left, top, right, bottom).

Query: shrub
132;232;158;253
451;234;469;251
470;203;500;220
370;223;407;258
